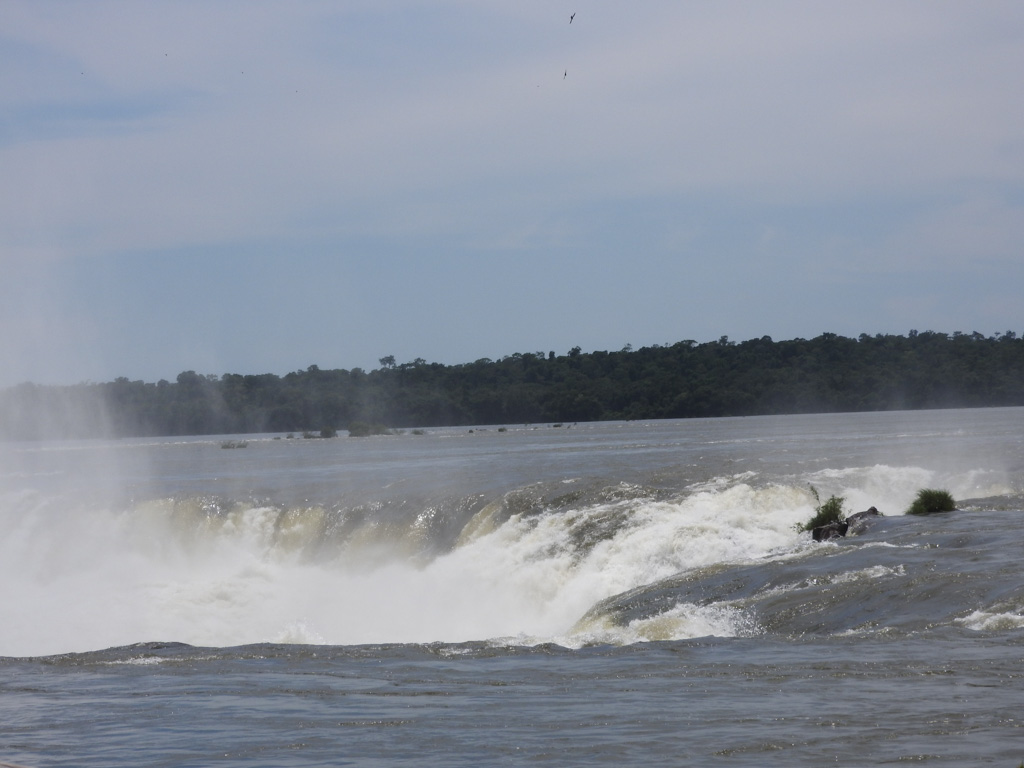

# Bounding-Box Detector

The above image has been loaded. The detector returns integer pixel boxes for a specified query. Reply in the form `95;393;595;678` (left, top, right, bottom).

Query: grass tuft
905;488;956;515
797;486;847;532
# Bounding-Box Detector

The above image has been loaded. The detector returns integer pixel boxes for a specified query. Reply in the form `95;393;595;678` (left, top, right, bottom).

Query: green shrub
797;486;847;532
347;421;392;437
905;488;956;515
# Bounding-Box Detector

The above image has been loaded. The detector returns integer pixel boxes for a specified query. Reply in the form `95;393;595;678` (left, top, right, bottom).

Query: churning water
1;409;1022;766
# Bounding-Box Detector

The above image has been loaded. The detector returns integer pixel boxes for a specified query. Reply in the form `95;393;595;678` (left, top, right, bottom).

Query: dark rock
845;506;882;535
812;520;849;541
812;507;883;542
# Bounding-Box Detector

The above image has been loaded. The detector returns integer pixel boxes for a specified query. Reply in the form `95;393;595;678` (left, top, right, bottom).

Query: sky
2;1;1023;386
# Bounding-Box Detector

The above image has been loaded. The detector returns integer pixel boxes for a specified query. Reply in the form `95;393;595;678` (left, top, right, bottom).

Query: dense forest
2;330;1023;440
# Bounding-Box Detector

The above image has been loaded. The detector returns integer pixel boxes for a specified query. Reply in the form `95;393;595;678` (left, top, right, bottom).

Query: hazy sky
3;1;1023;386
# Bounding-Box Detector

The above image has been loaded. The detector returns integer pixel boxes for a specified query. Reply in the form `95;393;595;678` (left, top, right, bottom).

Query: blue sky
3;1;1023;386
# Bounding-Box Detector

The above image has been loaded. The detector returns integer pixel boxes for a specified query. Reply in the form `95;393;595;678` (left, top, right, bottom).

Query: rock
812;520;849;541
812;507;882;542
845;506;882;535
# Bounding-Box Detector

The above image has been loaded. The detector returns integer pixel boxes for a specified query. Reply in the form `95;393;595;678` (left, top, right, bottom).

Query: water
2;409;1023;766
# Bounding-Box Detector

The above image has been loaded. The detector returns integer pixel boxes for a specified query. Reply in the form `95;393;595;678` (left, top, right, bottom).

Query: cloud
1;1;1022;384
5;2;1022;254
885;196;1024;270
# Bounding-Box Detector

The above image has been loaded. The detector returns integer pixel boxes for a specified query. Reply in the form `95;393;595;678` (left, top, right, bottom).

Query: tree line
2;330;1023;440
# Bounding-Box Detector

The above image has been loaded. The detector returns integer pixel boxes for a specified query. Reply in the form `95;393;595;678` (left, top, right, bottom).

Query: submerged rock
811;520;848;541
812;507;881;542
845;507;882;534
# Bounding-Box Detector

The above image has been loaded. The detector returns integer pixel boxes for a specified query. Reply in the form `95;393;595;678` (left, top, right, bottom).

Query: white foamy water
2;409;1022;657
3;410;1024;768
0;481;809;654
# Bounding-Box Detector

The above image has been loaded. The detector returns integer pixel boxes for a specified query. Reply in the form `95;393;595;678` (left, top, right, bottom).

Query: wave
955;608;1024;631
1;463;1020;656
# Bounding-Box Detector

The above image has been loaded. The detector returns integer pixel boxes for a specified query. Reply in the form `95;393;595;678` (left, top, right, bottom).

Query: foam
805;464;1013;515
955;609;1024;631
1;458;1012;655
562;602;758;648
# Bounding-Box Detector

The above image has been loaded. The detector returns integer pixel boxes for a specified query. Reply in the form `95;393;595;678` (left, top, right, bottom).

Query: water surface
2;409;1022;765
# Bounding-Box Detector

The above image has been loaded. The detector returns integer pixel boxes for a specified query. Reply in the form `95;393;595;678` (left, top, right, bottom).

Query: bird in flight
570;12;575;23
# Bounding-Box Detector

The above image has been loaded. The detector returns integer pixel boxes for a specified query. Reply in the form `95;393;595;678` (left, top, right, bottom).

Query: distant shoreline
3;330;1022;441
